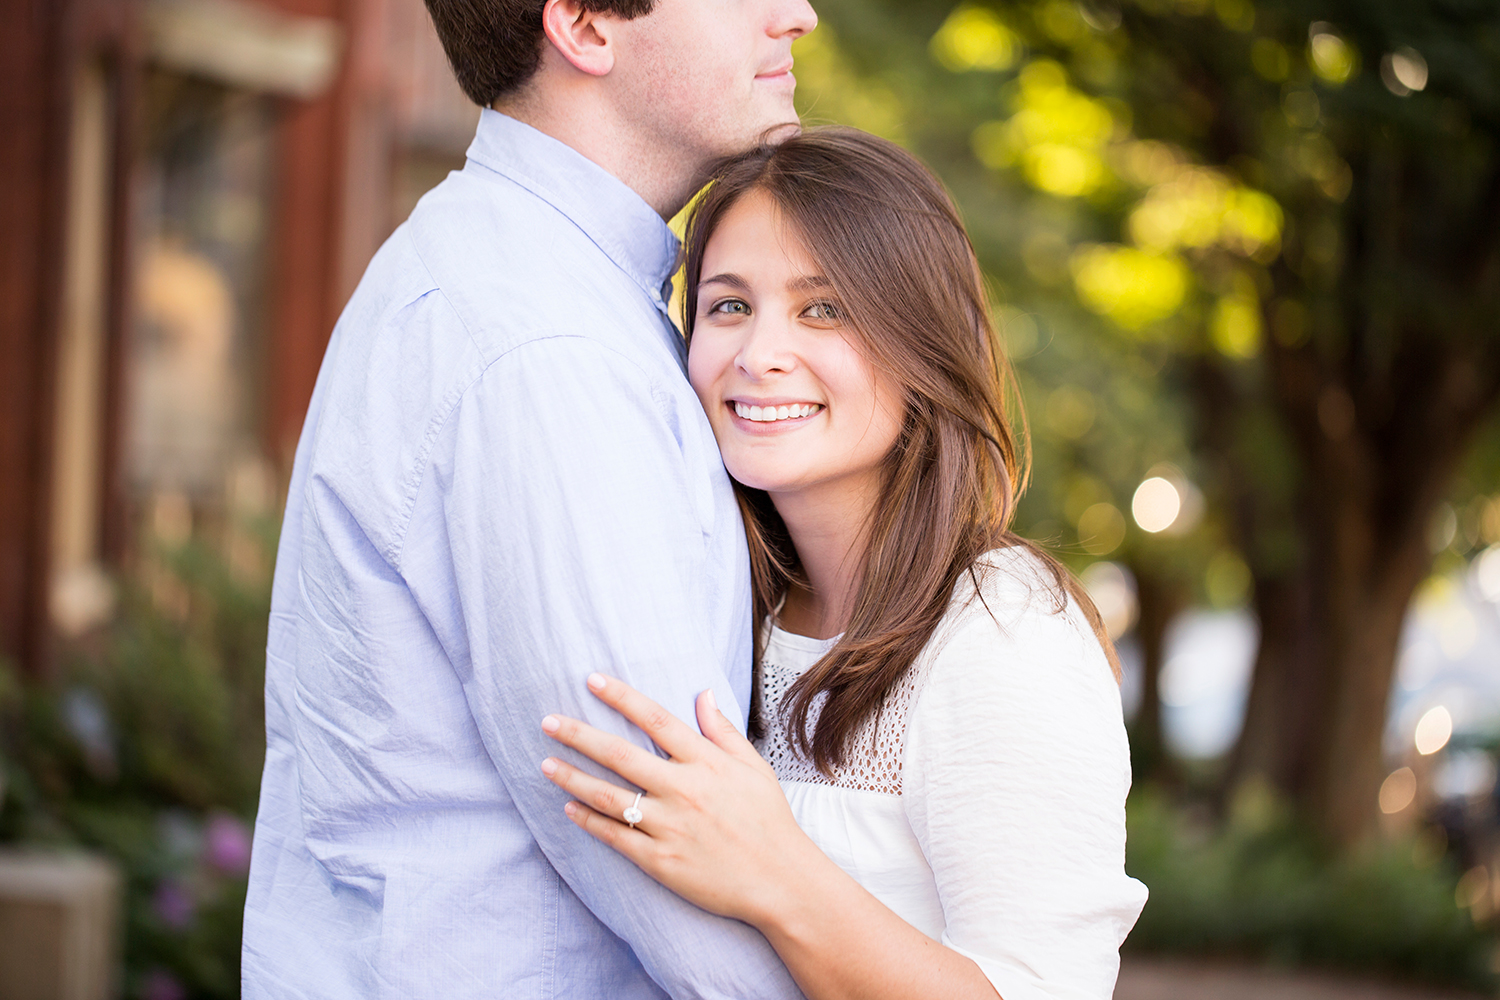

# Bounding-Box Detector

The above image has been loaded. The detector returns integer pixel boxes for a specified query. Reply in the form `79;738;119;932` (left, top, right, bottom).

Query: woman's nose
735;318;796;378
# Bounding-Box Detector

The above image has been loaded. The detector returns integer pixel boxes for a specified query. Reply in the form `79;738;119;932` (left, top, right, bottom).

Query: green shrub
1125;784;1497;991
0;530;272;1000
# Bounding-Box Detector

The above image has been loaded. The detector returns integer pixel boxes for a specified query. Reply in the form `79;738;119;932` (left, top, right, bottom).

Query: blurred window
128;70;275;545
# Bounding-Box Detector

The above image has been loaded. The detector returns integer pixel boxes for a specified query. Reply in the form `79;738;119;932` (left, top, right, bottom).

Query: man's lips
756;60;795;81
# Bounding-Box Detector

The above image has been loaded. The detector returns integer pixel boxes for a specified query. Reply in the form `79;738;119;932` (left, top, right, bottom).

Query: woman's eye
709;298;751;316
804;301;843;322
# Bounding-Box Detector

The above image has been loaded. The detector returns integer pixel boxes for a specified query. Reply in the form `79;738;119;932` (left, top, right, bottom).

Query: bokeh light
1079;502;1127;556
1081;561;1138;639
1251;38;1290;81
1046;384;1097;439
1378;767;1417;815
1484;498;1500;544
1308;26;1357;86
930;4;1019;73
1210;281;1263;359
1132;477;1182;533
1214;0;1255;32
1474;545;1500;603
1415;705;1454;756
1070;245;1189;330
1205;551;1253;607
973;60;1116;198
1381;46;1429;96
1127;168;1283;259
1456;866;1490;911
1428;502;1459;553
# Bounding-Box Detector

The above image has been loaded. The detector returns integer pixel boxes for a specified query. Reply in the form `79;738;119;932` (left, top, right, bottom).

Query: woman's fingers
541;713;671;789
695;689;773;774
541;755;648;825
585;673;709;762
562;800;654;864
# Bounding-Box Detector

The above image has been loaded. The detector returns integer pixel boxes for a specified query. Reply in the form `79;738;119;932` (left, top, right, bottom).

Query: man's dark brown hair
425;0;656;107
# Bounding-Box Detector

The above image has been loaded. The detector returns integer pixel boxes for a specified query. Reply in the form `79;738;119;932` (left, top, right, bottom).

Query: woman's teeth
734;402;821;422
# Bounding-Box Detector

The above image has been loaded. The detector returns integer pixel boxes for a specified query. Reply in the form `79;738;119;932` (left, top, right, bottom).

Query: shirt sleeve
901;555;1149;1000
428;334;803;1000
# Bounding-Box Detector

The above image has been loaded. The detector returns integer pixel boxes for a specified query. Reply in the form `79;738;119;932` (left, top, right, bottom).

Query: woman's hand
544;675;1003;1000
540;674;822;927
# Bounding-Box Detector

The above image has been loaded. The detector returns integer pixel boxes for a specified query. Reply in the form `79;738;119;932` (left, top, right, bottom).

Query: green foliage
1126;787;1498;990
794;2;1250;590
0;530;273;1000
809;0;1500;840
803;0;1500;568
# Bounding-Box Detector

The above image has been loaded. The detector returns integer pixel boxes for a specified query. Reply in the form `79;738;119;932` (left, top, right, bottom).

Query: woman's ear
541;0;617;78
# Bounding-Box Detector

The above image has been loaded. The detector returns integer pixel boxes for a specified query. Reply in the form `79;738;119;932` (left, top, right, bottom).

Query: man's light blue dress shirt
243;110;800;1000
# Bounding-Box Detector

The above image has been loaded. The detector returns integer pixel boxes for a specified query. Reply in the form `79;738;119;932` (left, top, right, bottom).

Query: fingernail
704;688;718;713
541;715;560;733
587;673;607;692
564;802;578;817
541;758;558;776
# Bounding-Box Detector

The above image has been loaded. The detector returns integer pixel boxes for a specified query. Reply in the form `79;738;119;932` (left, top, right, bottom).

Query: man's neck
495;90;702;220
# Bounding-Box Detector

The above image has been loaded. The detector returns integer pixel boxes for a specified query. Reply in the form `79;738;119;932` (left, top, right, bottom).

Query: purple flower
139;969;186;1000
152;879;196;930
203;811;253;875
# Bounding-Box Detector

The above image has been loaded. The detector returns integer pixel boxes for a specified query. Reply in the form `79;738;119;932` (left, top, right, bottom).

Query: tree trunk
1302;500;1432;844
1219;320;1492;844
1226;574;1321;801
1210;109;1500;842
1223;449;1439;842
1308;573;1423;844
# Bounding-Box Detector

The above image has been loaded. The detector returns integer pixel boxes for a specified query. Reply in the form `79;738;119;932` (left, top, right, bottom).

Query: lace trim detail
751;555;1033;795
752;650;926;796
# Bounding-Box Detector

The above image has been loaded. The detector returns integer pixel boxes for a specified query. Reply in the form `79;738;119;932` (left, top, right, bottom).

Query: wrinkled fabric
243;110;799;1000
907;550;1148;1000
763;549;1148;1000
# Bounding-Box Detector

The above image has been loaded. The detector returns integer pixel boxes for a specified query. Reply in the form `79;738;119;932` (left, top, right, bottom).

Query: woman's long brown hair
683;127;1120;773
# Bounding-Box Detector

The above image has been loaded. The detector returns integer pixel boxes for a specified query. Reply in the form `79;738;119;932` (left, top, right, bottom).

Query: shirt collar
465;110;681;305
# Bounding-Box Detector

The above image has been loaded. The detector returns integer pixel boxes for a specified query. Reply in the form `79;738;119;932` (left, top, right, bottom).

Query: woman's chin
725;466;797;496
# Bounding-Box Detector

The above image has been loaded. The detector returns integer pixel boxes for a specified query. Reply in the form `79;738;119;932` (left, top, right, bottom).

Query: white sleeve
902;563;1148;1000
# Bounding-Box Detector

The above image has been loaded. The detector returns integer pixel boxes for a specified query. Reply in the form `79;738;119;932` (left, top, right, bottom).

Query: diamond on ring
623;792;644;827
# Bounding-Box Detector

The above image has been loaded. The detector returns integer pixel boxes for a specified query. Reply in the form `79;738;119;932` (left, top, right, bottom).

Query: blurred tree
797;0;1500;843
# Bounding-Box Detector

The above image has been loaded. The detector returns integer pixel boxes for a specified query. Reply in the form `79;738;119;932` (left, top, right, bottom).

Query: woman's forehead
701;192;821;280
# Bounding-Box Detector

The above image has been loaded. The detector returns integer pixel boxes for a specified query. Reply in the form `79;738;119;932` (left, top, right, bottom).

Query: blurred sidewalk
1116;958;1494;999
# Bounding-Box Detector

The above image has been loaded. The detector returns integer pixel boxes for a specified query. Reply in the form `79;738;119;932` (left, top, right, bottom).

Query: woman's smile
729;400;825;425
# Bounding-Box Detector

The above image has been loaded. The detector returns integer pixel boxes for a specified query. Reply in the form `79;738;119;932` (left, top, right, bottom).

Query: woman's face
687;190;905;510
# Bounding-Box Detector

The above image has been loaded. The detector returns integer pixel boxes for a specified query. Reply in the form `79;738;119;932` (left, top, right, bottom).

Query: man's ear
541;0;617;78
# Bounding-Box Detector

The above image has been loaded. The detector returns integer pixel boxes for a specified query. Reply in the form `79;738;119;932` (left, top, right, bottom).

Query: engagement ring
623;792;644;828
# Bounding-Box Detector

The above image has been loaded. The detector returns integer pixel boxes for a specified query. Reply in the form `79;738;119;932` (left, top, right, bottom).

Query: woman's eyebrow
698;272;751;292
788;274;832;293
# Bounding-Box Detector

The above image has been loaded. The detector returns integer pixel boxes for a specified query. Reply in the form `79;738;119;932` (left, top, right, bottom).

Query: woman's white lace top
753;547;1148;1000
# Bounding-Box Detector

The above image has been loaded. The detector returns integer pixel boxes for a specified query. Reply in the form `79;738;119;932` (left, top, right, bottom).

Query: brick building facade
1;0;476;672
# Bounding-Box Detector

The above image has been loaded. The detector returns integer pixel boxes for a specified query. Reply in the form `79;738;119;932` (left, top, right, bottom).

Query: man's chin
724;114;801;155
705;109;803;161
757;119;803;147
